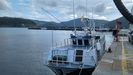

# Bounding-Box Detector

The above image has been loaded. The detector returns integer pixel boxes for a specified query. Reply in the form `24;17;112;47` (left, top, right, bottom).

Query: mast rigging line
41;8;66;26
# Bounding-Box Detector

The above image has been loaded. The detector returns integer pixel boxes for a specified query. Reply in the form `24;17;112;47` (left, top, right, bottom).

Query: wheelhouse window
72;39;76;45
75;50;83;62
78;39;82;45
84;39;89;46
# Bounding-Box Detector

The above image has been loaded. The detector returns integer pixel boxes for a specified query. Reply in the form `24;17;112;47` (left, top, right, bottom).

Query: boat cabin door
75;50;83;62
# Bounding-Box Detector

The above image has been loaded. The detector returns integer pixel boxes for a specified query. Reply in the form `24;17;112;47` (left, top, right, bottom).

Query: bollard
107;47;112;53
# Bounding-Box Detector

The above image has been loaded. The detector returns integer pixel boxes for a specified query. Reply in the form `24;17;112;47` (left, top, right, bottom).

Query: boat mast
92;8;95;33
84;0;88;28
91;8;96;48
86;0;87;18
86;0;90;28
51;30;53;49
73;0;76;35
85;0;90;34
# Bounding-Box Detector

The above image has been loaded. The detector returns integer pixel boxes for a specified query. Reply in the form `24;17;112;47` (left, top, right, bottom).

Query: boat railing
49;50;68;66
54;39;72;48
47;57;73;67
47;49;85;67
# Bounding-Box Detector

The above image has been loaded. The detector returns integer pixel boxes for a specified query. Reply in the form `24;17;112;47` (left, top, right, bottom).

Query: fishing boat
45;0;106;74
46;27;106;75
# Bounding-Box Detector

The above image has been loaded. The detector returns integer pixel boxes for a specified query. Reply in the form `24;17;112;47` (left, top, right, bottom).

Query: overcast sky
0;0;133;22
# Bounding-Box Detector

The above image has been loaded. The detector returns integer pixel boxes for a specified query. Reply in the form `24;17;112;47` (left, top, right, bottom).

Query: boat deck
92;36;133;75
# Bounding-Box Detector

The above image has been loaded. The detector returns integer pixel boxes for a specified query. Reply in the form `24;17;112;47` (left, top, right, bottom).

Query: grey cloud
34;0;58;8
44;1;58;7
2;0;127;21
76;5;86;12
0;0;10;10
122;0;133;3
29;0;123;21
94;3;106;13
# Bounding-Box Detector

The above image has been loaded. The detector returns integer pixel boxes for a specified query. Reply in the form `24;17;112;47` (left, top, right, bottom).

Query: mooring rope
78;64;83;75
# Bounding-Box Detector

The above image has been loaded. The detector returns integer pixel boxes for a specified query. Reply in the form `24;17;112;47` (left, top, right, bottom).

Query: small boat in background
28;27;47;30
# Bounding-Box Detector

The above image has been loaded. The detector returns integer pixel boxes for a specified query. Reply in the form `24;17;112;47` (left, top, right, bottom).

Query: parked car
128;31;133;44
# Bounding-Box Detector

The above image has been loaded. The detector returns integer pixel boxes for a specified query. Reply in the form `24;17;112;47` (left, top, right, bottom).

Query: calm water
0;28;113;75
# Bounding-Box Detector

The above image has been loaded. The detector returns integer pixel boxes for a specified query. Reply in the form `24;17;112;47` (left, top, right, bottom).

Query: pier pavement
92;36;133;75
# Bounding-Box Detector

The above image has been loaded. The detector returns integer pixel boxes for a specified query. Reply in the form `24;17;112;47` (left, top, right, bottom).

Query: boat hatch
75;50;83;62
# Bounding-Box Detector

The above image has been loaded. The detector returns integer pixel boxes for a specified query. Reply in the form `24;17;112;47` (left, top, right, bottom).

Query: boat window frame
84;39;89;46
72;39;77;45
77;39;83;46
75;50;83;62
52;50;68;61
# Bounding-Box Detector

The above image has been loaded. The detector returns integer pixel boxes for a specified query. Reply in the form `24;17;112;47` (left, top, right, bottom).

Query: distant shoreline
0;27;128;32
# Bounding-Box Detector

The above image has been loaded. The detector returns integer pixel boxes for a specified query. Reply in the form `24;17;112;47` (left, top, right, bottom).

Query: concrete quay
92;37;133;75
